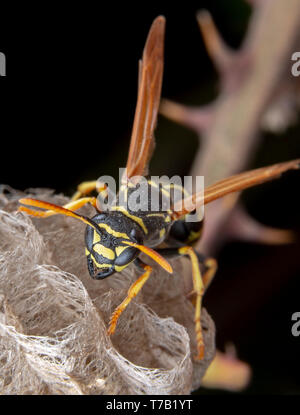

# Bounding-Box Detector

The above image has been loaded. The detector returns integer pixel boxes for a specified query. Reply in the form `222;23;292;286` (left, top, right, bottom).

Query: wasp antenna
171;159;300;219
123;240;173;274
18;198;99;230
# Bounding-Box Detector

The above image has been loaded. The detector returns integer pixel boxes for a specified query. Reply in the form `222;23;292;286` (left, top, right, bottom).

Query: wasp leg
185;254;217;304
179;246;205;360
20;197;98;218
156;246;215;361
194;252;218;292
71;180;107;201
202;257;217;292
107;259;152;336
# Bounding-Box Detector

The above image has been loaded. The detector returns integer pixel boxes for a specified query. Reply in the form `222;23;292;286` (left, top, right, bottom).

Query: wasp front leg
71;180;107;201
107;258;153;336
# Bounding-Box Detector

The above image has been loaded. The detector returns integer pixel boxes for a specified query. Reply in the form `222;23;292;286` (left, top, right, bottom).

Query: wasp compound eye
115;246;138;267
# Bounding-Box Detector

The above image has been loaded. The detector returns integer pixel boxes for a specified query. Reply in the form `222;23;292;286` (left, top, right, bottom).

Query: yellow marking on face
85;248;90;256
93;231;101;244
97;223;129;240
159;228;166;239
110;205;148;234
115;264;128;272
93;243;115;260
90;254;112;268
115;245;129;256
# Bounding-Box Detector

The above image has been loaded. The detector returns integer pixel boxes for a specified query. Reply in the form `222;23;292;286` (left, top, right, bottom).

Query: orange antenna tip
123;241;173;273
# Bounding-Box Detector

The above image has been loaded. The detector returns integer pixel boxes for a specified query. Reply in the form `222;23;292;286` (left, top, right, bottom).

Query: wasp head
85;213;143;279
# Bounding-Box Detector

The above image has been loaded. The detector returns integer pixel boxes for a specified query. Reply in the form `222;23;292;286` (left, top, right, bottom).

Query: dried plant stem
170;0;300;254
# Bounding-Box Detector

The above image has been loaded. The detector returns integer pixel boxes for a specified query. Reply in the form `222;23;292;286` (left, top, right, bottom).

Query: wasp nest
0;187;215;395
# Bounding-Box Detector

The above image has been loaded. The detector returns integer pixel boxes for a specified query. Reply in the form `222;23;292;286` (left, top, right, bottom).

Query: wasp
19;16;299;360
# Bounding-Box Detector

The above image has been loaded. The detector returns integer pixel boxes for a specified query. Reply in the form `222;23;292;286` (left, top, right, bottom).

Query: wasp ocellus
19;16;300;360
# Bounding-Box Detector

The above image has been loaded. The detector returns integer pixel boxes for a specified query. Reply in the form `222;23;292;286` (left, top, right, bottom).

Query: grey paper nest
0;187;215;395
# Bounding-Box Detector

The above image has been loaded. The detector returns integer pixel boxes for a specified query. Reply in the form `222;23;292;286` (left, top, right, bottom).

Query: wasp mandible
19;16;300;360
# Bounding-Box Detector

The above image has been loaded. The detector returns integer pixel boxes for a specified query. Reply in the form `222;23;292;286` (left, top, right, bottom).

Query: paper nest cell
0;187;215;395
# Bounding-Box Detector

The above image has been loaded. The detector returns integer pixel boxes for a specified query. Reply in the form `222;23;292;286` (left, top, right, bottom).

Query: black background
1;0;300;394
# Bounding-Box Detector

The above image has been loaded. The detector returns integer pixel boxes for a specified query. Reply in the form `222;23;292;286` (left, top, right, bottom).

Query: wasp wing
122;16;165;184
171;159;300;219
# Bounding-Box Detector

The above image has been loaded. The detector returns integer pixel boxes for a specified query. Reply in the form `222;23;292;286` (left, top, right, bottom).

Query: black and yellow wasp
19;16;300;360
